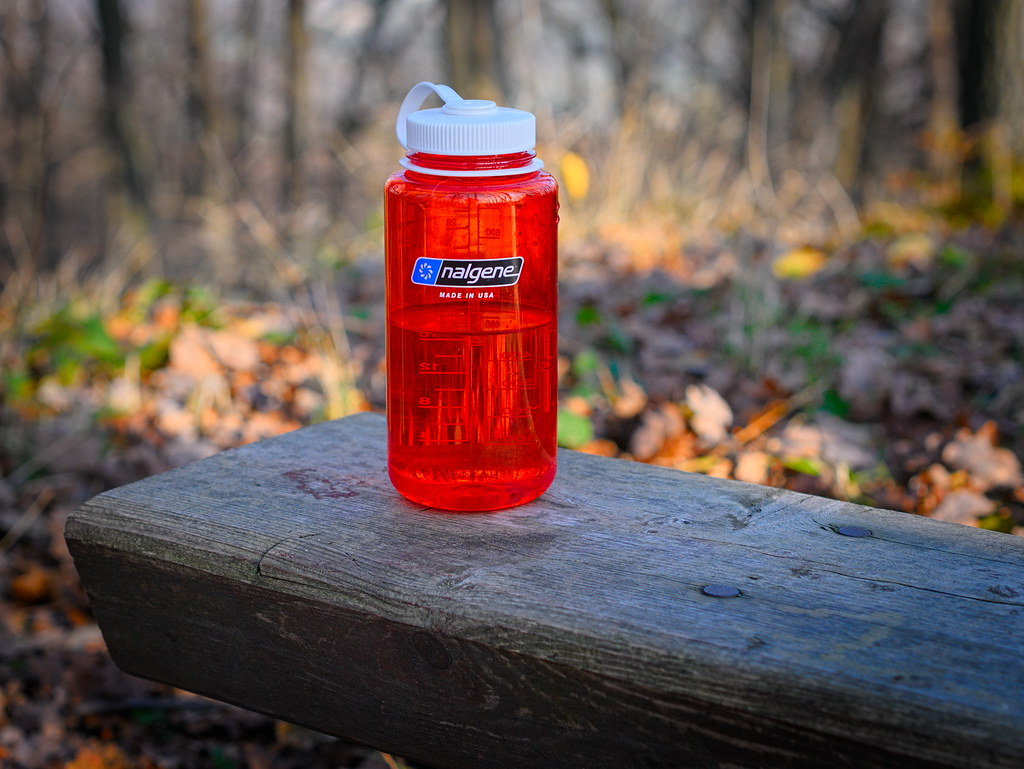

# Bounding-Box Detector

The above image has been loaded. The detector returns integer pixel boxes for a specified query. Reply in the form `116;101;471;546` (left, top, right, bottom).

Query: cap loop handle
396;81;464;150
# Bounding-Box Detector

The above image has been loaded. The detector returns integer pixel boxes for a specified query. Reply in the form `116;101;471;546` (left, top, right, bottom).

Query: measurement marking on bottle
418;394;466;408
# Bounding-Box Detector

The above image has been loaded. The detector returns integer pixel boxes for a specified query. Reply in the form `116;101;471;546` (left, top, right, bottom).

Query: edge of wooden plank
65;411;1024;769
70;543;960;769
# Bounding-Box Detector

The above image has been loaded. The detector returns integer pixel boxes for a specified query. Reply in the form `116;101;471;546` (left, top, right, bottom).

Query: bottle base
388;466;555;512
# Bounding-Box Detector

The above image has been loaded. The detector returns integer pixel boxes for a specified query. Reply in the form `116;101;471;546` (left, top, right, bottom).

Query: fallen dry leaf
707;457;734;479
922;462;951;490
559;150;591;202
930;489;994;526
889;369;961;420
292;387;325;419
577;439;619;457
207;329;261;372
772;246;827;280
629;404;685;460
612;376;648;419
10;564;55;605
65;741;130;769
769;414;878;470
685;384;732;445
942;423;1023;491
169;326;221;379
155;402;199;441
562;395;592;418
838;345;894;417
887;232;935;271
734;451;770;485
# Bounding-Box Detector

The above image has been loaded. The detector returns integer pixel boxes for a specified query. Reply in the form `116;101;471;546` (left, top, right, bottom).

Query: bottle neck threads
401;151;544;178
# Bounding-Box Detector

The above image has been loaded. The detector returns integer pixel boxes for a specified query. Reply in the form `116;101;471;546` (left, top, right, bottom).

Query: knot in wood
412;630;452;670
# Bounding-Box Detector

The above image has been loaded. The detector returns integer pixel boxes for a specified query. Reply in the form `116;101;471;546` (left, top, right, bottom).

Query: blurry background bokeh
2;1;1024;767
6;0;1024;280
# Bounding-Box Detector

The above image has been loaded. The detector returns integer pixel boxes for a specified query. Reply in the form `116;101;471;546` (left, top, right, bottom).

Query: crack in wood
815;569;1024;607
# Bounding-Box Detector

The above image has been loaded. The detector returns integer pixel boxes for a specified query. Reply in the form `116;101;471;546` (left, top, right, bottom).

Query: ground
2;207;1023;767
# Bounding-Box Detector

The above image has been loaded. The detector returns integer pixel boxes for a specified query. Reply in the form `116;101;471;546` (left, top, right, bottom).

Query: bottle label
411;256;523;288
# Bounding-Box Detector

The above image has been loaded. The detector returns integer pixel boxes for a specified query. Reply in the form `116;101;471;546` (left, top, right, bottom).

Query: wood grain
65;412;1024;769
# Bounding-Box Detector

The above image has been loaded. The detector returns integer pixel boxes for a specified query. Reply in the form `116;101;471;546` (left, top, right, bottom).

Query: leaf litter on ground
3;219;1024;768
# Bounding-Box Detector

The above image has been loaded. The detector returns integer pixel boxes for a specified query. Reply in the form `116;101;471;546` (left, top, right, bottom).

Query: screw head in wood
702;584;741;597
837;525;872;538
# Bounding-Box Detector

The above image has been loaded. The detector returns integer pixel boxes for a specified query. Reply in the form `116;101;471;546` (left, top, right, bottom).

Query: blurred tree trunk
0;1;52;265
927;0;960;189
233;0;260;157
95;0;151;218
990;0;1024;212
27;0;52;263
834;1;887;194
603;1;661;120
746;0;773;194
953;0;1022;211
282;0;308;210
184;0;218;199
995;1;1024;158
444;0;501;98
955;0;995;130
0;10;7;265
338;0;391;138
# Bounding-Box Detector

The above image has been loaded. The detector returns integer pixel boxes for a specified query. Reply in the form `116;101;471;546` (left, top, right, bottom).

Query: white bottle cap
395;81;544;177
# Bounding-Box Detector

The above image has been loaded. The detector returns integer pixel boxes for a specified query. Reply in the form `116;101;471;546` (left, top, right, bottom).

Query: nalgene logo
411;256;524;288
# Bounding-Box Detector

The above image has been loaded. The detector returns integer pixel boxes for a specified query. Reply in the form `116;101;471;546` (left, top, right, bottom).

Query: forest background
2;1;1024;767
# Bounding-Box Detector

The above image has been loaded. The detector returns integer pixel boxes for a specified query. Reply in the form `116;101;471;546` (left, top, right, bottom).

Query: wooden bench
65;412;1024;769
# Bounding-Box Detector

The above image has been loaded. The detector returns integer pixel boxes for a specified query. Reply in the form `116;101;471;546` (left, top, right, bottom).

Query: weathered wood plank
65;412;1024;769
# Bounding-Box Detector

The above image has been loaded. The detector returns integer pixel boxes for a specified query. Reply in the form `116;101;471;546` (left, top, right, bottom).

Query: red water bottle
384;82;558;511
